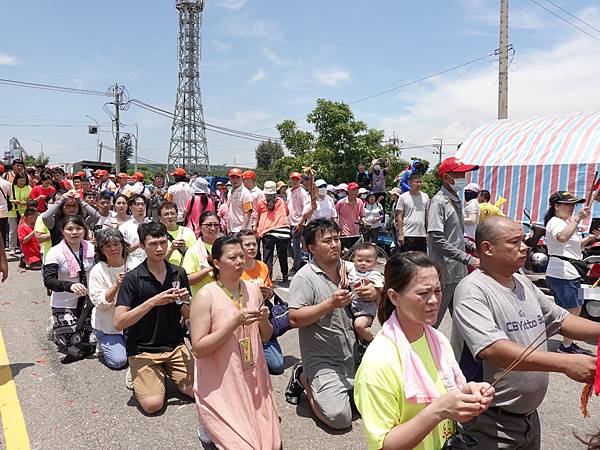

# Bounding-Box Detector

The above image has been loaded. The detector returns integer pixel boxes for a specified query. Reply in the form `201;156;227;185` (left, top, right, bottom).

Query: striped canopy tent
456;112;600;224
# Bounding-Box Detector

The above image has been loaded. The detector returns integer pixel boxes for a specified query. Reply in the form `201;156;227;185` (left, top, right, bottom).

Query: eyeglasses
202;223;220;228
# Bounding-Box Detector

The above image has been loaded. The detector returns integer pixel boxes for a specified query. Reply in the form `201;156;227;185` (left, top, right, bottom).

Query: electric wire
540;0;600;35
529;0;600;44
0;78;111;97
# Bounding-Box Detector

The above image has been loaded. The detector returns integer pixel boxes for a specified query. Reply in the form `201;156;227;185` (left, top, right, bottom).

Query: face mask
318;187;327;196
451;177;467;193
227;186;232;194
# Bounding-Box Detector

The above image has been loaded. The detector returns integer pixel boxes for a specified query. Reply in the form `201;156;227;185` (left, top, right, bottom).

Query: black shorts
401;236;427;253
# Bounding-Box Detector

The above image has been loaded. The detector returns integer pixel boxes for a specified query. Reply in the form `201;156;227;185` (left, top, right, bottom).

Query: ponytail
543;205;556;226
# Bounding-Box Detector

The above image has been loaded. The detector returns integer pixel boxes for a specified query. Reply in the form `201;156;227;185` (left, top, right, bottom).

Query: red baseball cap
438;157;479;177
133;171;145;181
0;164;4;174
171;167;186;176
242;170;256;180
76;171;85;177
347;182;359;191
229;168;243;177
289;171;302;180
96;169;108;177
117;172;128;179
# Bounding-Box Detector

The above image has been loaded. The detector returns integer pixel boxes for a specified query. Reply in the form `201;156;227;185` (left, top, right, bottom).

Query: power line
540;0;600;35
528;0;600;44
0;77;111;97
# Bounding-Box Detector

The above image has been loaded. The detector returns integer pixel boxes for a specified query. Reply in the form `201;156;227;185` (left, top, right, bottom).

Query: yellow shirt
354;331;455;450
479;202;505;221
34;214;51;263
167;225;197;266
182;240;213;297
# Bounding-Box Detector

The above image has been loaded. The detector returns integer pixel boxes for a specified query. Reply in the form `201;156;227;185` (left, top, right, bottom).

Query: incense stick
487;322;554;391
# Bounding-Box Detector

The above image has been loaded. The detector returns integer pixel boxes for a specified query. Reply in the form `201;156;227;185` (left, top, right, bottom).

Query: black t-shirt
356;171;370;189
116;259;190;356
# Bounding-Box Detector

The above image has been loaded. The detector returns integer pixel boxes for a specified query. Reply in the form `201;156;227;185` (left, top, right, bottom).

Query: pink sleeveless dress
194;281;281;450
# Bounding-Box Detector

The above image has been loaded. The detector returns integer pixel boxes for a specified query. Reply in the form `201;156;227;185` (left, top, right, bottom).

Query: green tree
119;135;133;172
255;140;284;170
24;152;50;167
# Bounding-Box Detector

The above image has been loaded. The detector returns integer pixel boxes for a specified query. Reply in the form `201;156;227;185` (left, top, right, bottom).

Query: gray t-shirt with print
288;261;356;381
396;191;429;237
451;270;568;414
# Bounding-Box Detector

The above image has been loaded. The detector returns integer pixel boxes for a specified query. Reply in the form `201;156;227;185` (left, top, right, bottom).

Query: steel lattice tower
168;0;209;175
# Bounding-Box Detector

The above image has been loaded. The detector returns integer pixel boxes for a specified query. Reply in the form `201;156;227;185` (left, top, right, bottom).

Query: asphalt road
1;257;600;449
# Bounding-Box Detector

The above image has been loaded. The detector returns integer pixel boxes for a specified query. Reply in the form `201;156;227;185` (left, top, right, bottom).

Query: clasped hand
237;306;269;326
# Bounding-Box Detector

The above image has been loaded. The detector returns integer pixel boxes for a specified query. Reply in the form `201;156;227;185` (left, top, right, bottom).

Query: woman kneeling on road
88;228;132;370
354;252;494;450
190;235;281;450
43;215;96;363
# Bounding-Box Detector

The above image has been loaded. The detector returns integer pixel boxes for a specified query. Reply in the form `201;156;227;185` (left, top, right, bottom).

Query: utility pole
434;138;443;165
99;142;103;161
134;123;139;172
498;0;509;119
114;83;121;173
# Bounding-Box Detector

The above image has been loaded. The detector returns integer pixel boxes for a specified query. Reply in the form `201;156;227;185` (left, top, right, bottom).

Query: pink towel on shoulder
59;239;94;278
382;312;466;404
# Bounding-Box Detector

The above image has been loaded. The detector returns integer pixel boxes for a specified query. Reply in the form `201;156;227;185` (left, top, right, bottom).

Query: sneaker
558;343;594;355
125;368;134;390
285;363;304;405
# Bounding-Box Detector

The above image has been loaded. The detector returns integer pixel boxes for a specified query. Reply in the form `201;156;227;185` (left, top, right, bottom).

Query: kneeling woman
354;252;494;450
88;228;131;369
43;215;95;363
190;235;281;450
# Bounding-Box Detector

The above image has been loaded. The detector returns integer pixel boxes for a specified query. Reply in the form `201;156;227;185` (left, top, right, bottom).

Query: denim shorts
546;276;582;309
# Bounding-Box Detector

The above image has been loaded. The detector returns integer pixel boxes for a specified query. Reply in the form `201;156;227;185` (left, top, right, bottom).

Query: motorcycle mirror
523;208;532;221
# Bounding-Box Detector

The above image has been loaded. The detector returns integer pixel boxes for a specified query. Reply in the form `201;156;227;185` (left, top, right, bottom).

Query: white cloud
0;52;18;66
373;29;600;161
214;0;247;11
312;68;352;87
210;38;231;51
261;46;285;66
248;68;266;83
221;18;285;42
459;0;550;30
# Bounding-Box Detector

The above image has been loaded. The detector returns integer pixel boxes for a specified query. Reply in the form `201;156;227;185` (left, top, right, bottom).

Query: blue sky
1;0;600;168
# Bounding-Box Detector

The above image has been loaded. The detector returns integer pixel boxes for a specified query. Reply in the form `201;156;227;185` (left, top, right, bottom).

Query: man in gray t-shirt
452;217;600;449
395;173;429;253
427;157;479;327
286;218;380;430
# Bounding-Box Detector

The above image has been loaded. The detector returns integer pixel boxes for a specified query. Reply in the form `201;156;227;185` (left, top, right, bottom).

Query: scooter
520;208;552;296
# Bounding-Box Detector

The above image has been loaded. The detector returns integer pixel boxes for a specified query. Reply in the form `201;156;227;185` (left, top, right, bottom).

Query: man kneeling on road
452;216;600;449
114;221;193;414
286;218;380;430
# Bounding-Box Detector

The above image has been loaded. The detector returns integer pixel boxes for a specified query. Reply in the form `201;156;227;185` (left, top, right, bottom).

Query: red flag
594;335;600;395
593;177;600;191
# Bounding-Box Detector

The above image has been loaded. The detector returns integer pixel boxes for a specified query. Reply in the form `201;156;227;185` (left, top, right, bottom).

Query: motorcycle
520;208;552;296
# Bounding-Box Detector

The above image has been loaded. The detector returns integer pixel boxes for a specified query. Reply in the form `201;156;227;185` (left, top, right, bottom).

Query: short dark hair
60;215;88;233
128;193;147;206
12;159;24;166
236;229;256;240
23;208;38;218
174;174;187;183
158;201;177;216
409;172;422;181
154;172;164;179
72;175;82;182
303;218;340;249
479;189;491;202
138;221;168;244
378;252;441;324
40;174;52;183
84;190;97;199
210;235;243;280
97;192;111;202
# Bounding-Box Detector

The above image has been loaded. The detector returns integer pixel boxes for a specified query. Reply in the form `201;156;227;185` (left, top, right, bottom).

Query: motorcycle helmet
531;252;548;273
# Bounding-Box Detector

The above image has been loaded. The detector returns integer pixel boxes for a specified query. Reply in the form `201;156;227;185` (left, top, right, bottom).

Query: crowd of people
0;155;599;449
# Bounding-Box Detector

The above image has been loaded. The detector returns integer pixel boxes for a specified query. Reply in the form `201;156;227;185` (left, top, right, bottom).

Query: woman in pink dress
190;235;282;450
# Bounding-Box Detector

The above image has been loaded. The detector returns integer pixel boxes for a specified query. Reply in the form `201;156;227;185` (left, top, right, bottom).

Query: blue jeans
95;330;128;369
262;339;284;375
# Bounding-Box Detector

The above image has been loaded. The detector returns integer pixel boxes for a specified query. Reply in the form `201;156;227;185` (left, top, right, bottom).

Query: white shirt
119;217;149;269
45;244;95;308
311;195;337;221
168;181;193;222
227;185;253;233
464;198;480;240
286;186;312;226
0;178;11;218
546;216;582;280
88;260;132;334
97;210;117;229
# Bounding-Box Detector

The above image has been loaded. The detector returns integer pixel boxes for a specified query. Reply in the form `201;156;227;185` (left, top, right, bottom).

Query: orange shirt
255;198;290;238
241;260;272;287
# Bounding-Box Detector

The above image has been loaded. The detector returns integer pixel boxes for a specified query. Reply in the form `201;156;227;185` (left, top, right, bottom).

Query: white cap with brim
334;183;348;191
315;179;327;187
358;188;368;195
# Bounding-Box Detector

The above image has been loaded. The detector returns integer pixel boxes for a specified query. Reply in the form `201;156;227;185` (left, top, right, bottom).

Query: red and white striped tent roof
457;112;600;166
456;112;600;223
